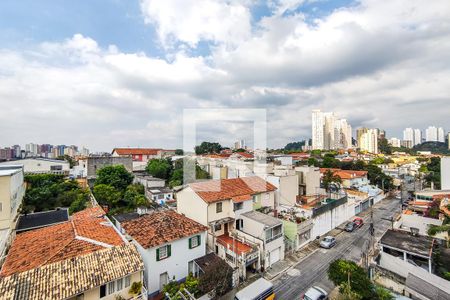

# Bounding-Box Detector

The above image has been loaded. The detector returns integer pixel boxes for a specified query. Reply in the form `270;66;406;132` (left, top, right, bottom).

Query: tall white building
359;129;378;154
413;129;422;146
311;110;352;150
403;128;414;143
312;110;325;150
403;128;422;148
438;127;445;143
425;126;438;142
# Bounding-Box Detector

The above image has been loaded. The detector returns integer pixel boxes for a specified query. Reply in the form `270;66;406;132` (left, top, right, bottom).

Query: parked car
302;286;328;300
345;222;356;232
353;217;364;228
320;236;336;249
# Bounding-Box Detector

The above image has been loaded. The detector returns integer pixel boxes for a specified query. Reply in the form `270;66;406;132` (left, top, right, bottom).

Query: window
214;224;222;231
116;278;123;291
216;202;223;213
189;235;201;249
158;194;164;200
233;202;243;211
100;285;106;298
236;219;243;230
108;281;115;294
50;165;62;170
0;202;2;212
156;245;171;261
125;275;131;287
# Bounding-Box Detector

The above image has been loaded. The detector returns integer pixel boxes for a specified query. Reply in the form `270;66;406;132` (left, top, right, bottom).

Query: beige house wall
69;271;143;300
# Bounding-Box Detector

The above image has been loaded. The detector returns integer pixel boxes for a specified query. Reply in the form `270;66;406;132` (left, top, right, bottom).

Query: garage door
270;248;280;266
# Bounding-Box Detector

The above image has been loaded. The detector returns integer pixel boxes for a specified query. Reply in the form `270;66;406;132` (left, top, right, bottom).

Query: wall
311;201;352;238
78;271;142;300
0;159;69;174
441;157;450;190
176;188;208;226
0;169;25;230
135;232;207;295
295;166;320;196
86;156;133;177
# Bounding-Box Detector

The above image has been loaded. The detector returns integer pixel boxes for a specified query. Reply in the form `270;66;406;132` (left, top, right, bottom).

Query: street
272;197;402;300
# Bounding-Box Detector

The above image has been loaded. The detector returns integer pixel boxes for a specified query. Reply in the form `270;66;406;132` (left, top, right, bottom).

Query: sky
0;0;449;151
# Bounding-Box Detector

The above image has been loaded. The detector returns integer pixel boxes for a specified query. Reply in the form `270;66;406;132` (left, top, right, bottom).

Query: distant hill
413;141;450;154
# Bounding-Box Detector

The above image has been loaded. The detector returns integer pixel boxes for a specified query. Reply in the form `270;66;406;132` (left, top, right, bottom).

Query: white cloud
140;0;252;47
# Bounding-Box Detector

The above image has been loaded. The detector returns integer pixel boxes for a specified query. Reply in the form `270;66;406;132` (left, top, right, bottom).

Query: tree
307;157;320;167
95;165;133;191
93;184;122;207
378;138;392;155
374;285;394;300
23;174;87;213
322;169;342;193
198;257;233;297
175;149;184;155
123;184;148;207
328;259;375;299
146;158;172;180
284;141;306;151
57;154;76;168
322;156;341;168
194;142;222;155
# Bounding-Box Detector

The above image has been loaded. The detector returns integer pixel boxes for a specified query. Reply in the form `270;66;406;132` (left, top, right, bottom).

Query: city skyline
0;1;450;151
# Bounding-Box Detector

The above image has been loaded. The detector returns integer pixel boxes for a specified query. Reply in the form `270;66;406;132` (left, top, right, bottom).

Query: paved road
272;198;401;300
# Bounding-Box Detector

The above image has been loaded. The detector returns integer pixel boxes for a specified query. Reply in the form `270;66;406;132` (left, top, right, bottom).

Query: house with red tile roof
320;168;369;188
176;176;277;279
112;148;176;171
119;210;207;296
0;206;145;300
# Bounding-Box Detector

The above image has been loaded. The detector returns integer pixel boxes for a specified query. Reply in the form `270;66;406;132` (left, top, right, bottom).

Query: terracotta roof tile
0;206;124;277
320;168;368;179
189;176;277;203
0;244;143;300
216;234;253;255
121;210;207;249
113;148;162;155
232;194;252;203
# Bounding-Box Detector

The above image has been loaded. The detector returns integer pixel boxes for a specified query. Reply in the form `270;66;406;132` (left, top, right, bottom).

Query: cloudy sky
0;0;449;151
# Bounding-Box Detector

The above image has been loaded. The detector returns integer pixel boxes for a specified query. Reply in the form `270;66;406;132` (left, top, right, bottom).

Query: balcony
312;195;348;217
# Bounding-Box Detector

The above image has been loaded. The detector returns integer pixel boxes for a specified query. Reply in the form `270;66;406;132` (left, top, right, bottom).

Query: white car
302;286;328;300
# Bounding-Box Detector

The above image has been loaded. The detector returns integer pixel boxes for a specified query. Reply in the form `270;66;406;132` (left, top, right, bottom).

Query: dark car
345;222;356;232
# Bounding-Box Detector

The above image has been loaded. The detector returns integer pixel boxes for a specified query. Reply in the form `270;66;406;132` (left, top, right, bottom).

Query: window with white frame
107;281;115;295
189;235;201;249
157;245;171;261
216;202;223;213
116;277;123;291
125;275;131;287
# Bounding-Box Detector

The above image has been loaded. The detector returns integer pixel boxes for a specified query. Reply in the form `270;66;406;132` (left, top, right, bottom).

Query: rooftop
113;148;163;155
241;211;282;227
320;168;368;179
16;208;69;232
189;176;277;204
0;165;22;177
380;229;434;258
216;234;253;255
121;210;207;249
0;244;143;300
1;206;124;277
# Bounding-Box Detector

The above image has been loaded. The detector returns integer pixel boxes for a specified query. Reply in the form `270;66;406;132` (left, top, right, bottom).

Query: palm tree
322;169;342;194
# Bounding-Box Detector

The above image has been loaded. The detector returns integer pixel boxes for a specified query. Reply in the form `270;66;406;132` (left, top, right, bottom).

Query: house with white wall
239;211;285;269
176;176;277;278
0;158;69;175
120;210;207;296
0;165;25;259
